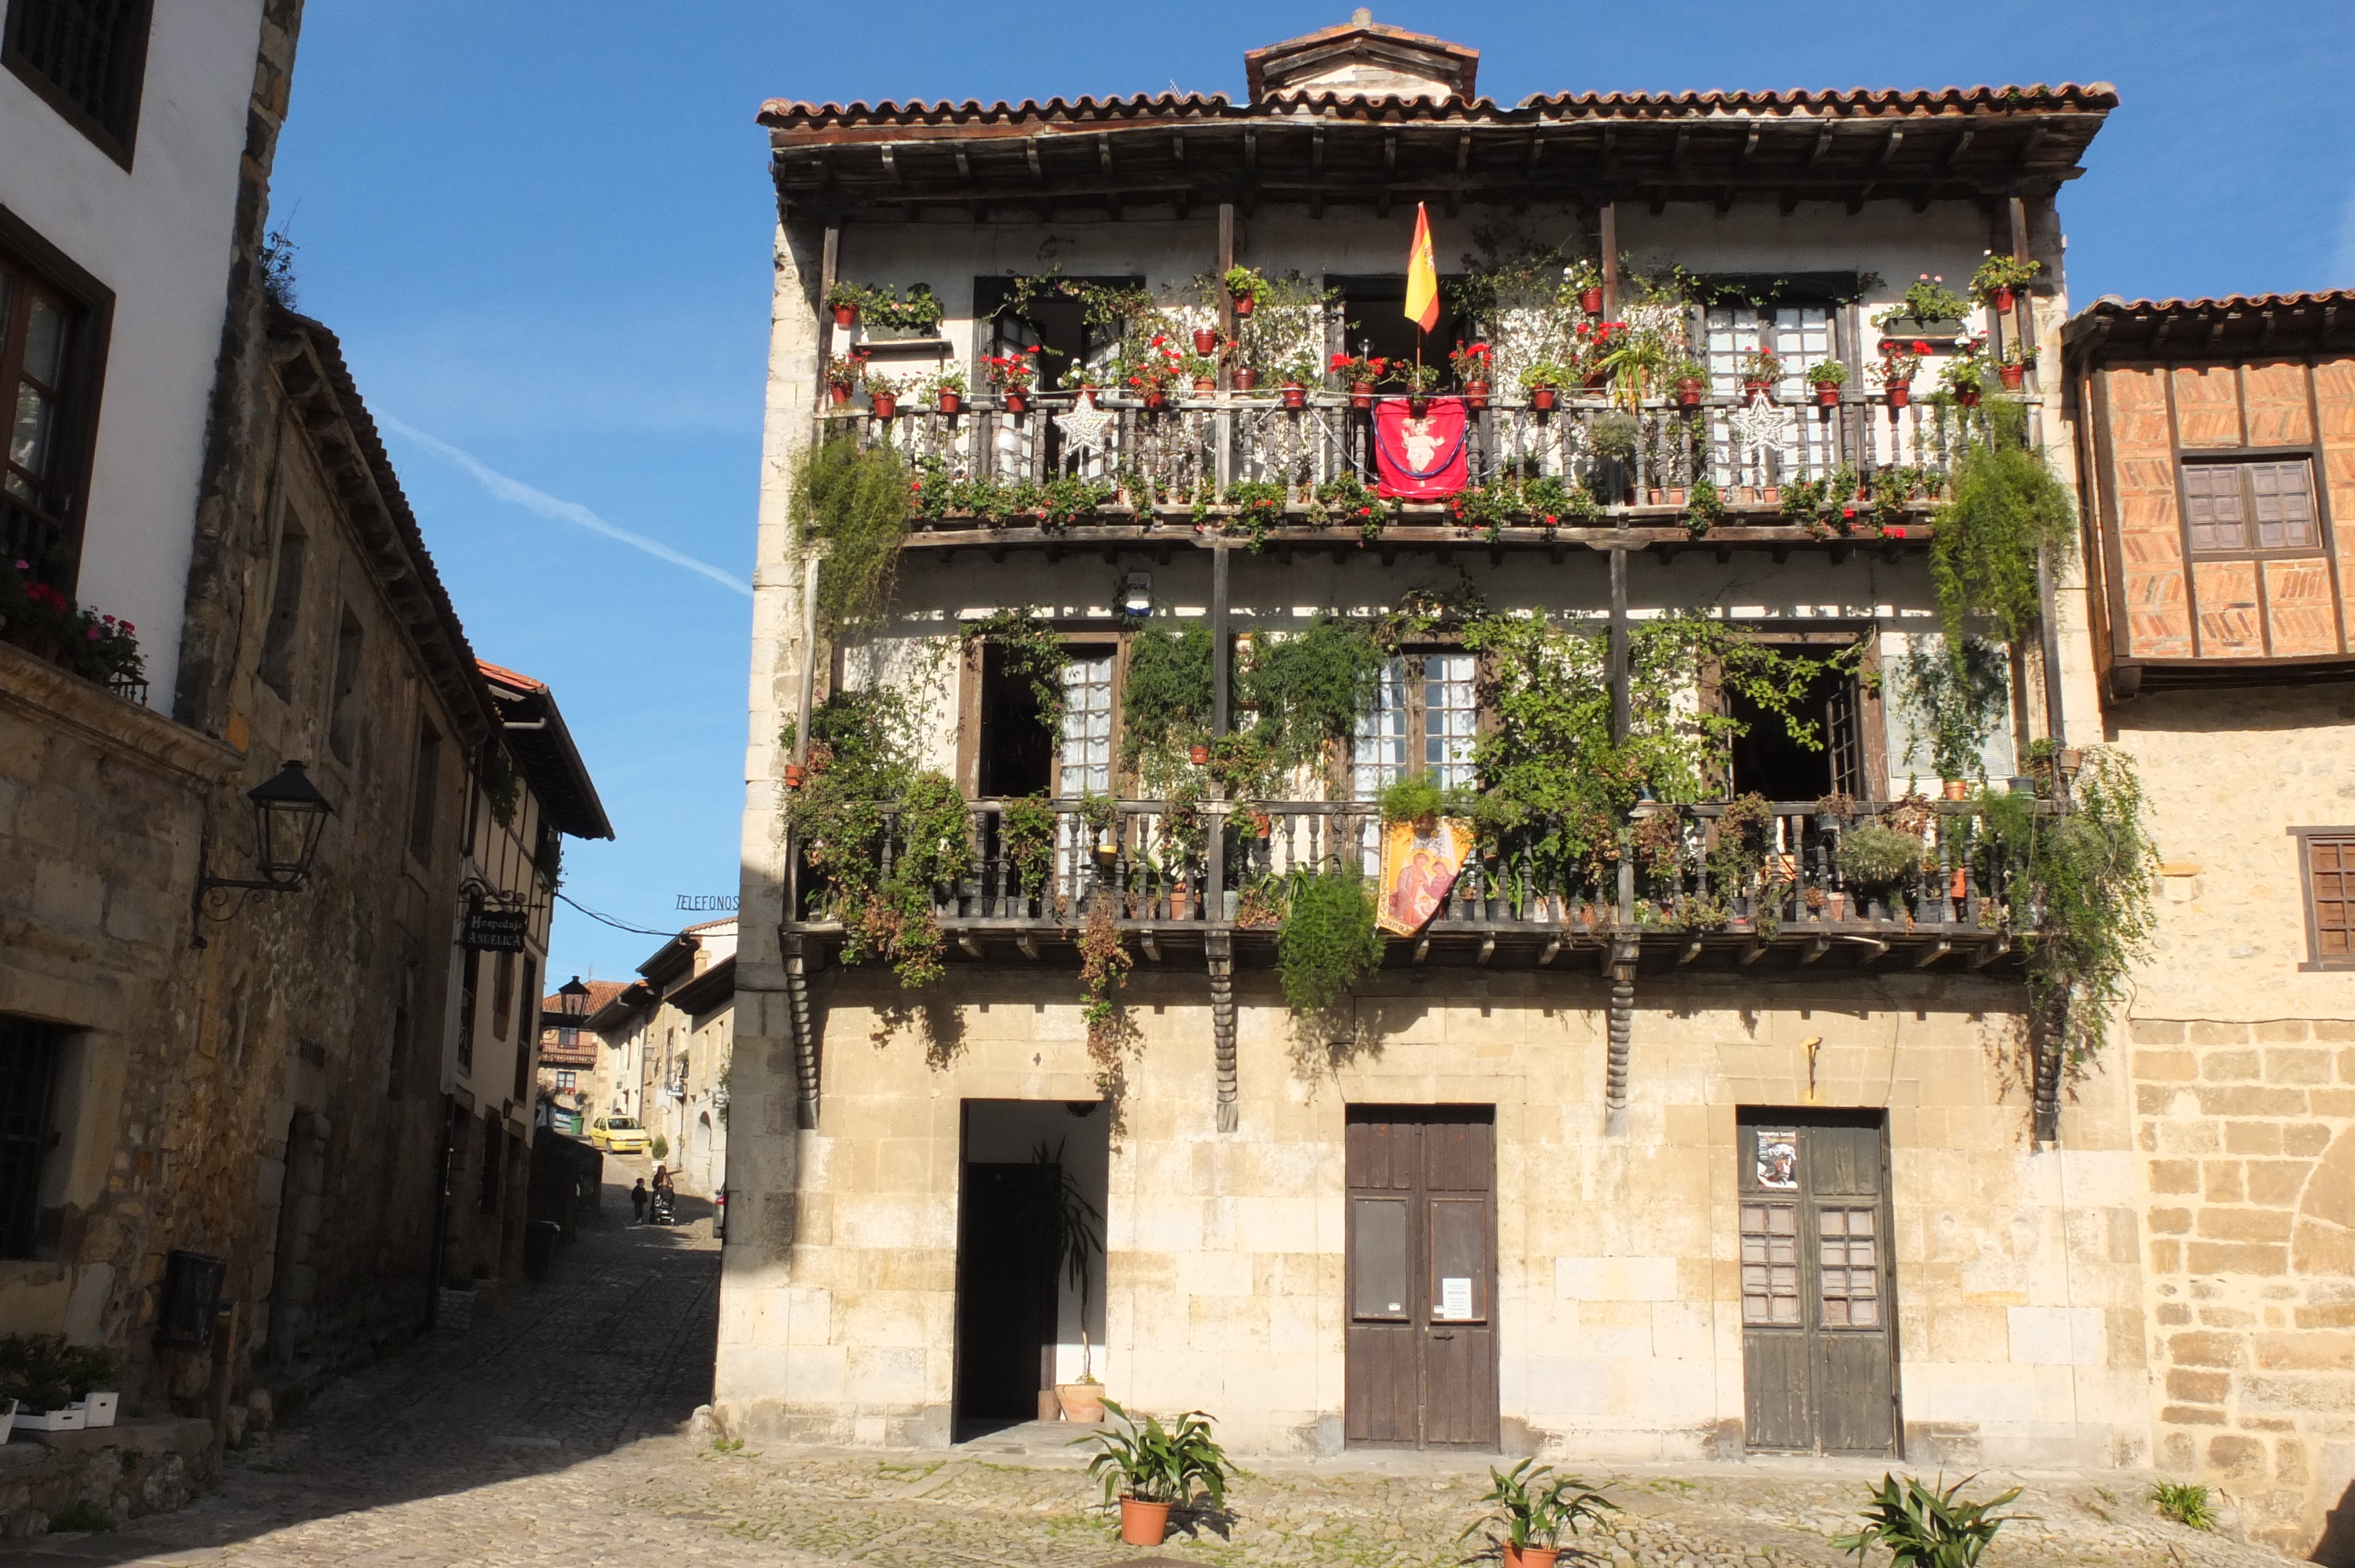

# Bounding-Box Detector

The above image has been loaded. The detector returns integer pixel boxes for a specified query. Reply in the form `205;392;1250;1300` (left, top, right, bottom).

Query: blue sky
266;0;2355;982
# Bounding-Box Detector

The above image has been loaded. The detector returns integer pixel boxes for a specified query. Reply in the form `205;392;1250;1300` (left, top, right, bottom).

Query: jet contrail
380;416;752;599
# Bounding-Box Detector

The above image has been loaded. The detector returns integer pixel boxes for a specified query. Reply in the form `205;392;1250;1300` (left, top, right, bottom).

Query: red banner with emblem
1371;396;1470;500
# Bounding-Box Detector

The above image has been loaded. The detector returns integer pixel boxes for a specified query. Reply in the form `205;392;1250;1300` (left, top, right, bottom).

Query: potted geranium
862;367;904;420
927;367;967;417
1739;348;1782;398
1450;340;1494;408
1330;351;1387;410
1565;256;1605;316
1393;359;1442;416
1669;357;1709;409
1940;346;1987;408
1127;337;1186;410
824;351;867;407
1806;359;1848;407
824;281;864;329
1277;354;1318;410
1076;1401;1230;1548
1574;319;1627;388
1519;361;1567;413
1998;342;2034;390
1972;253;2041;315
1458;1460;1617;1568
1223;265;1268;318
1879;340;1926;409
981;346;1040;414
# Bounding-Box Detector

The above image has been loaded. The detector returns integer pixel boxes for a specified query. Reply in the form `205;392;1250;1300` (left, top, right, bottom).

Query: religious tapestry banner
1371;396;1470;500
1375;815;1476;935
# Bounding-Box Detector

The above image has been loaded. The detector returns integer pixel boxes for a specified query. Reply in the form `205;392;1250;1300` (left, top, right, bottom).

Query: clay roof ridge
477;658;548;693
2075;288;2355;315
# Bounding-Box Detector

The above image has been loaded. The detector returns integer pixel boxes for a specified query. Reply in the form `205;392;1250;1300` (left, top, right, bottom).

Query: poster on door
1754;1130;1799;1190
1375;815;1475;935
1437;1277;1474;1320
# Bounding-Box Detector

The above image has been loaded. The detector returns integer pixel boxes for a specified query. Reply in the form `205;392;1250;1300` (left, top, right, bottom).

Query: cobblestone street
0;1170;2297;1568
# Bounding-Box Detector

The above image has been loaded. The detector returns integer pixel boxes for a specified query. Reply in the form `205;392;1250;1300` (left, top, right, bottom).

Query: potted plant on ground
1971;254;2041;317
1872;275;1971;339
1740;348;1783;399
1330;351;1387;410
1075;1401;1230;1547
1565;256;1605;316
1806;359;1849;407
825;280;865;328
927;367;966;416
981;346;1040;414
1;1336;117;1434
1223;265;1268;317
1518;360;1567;413
1031;1139;1107;1424
1878;340;1925;410
1670;357;1710;408
1831;1472;2025;1568
1458;1460;1617;1568
1451;340;1494;409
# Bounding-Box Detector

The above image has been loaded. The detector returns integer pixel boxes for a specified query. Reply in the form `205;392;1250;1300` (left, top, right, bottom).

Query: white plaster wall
0;0;267;706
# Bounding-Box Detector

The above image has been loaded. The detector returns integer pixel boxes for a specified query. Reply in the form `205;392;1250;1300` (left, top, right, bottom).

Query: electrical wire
553;889;691;938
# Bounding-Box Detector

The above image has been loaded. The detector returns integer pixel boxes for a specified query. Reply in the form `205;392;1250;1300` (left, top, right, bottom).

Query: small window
558;1028;579;1048
257;524;306;700
406;716;442;862
2295;829;2355;971
490;951;515;1041
3;0;154;163
1;1015;67;1259
327;609;364;764
555;1070;576;1089
2182;459;2323;556
2;264;71;511
1351;652;1477;800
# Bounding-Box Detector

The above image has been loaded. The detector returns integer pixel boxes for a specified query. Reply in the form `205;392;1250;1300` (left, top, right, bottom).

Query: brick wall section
2133;1016;2355;1556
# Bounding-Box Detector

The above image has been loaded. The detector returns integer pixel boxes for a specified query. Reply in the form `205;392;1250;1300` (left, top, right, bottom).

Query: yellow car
588;1115;650;1155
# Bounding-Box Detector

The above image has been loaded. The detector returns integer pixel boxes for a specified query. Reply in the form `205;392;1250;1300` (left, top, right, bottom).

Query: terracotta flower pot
1809;383;1839;407
1502;1546;1560;1568
1529;387;1557;412
1579;287;1604;314
832;304;857;328
1144;390;1167;411
1230;291;1255;317
1676;377;1703;408
1584;368;1612;389
1189;744;1210;766
1234;367;1258;391
1993;286;2015;314
1351;381;1375;410
1408;394;1428;417
869;392;897;420
1743;378;1772;399
1998;363;2025;390
1885;380;1911;409
1192;376;1216;394
1193;328;1219;354
783;763;806;789
1057;1382;1106;1423
829;384;852;406
1464;380;1490;410
1119;1499;1172;1547
1943;779;1971;801
1004;390;1029;414
1958;387;1981;408
936;390;961;416
1281;381;1306;409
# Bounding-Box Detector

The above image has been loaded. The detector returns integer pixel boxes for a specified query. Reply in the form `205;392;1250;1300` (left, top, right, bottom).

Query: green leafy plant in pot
1830;1471;2026;1567
1458;1460;1617;1568
1835;825;1927;919
1032;1140;1106;1423
1074;1400;1230;1547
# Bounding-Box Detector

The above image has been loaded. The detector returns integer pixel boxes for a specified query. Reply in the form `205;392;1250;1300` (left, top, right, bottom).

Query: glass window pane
1059;653;1114;795
1352;656;1409;800
10;384;55;481
21;297;65;388
1351;1197;1409;1319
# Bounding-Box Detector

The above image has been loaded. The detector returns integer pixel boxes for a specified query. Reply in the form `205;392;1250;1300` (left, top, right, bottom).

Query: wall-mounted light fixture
193;760;335;946
1117;572;1153;617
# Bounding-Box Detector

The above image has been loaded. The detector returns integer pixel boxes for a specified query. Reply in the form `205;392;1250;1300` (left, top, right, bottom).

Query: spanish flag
1404;202;1439;333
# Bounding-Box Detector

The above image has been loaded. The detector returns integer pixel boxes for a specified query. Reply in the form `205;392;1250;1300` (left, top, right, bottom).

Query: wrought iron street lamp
193;760;336;945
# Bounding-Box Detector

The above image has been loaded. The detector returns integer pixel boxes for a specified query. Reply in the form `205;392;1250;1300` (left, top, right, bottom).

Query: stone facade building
583;919;737;1191
713;18;2355;1556
1;0;612;1473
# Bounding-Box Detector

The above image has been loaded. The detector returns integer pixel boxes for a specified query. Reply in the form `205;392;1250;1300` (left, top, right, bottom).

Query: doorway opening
1331;275;1464;383
1737;1108;1900;1456
1344;1105;1498;1450
977;643;1054;798
953;1099;1109;1441
1727;660;1868;802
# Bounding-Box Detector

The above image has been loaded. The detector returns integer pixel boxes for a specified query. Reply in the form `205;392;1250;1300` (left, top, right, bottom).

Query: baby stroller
648;1187;676;1226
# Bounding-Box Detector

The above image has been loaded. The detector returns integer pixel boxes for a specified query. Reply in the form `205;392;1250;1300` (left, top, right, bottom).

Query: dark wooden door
953;1162;1057;1436
1345;1107;1498;1450
1738;1111;1899;1456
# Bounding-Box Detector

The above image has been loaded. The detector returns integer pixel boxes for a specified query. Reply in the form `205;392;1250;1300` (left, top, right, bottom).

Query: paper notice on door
1438;1277;1473;1320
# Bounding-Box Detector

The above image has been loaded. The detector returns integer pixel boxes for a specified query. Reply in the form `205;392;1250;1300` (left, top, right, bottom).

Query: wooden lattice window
1351;652;1478;799
1740;1201;1800;1325
0;1016;65;1259
2295;829;2355;971
2181;459;2322;556
4;0;153;165
1816;1205;1882;1328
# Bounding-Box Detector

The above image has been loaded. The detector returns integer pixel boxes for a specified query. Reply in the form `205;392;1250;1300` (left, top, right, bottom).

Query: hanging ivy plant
1001;793;1057;898
1120;622;1215;788
479;740;522;828
1896;637;2011;783
960;607;1070;733
1932;403;2077;644
1275;868;1385;1015
1243;614;1385;772
1077;897;1133;1058
791;436;914;634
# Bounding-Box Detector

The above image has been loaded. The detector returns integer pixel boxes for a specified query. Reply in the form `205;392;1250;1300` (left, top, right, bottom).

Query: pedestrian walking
629;1178;648;1223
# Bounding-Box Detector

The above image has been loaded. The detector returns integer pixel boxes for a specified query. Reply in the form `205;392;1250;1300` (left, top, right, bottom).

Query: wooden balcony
785;796;2031;979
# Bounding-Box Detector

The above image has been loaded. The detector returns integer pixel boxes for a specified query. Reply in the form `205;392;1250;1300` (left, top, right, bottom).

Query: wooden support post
814;225;840;420
1599;202;1619;320
1218;203;1236;391
1603;935;1638;1138
1608;546;1630;743
1206;542;1231;919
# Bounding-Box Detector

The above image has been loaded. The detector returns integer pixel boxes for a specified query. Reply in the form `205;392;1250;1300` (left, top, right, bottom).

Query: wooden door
1738;1111;1899;1456
1345;1107;1498;1450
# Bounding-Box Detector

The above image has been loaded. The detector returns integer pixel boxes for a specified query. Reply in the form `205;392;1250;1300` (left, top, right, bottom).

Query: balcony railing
789;795;2027;967
828;387;1989;533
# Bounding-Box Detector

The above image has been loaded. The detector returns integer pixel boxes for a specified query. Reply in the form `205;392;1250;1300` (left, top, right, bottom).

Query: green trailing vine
1077;896;1133;1059
791;436;914;634
479;740;521;828
785;689;972;987
1000;793;1057;899
960;608;1070;733
1896;637;2009;783
1120;623;1215;788
1932;402;2077;643
1275;868;1385;1016
1980;747;2158;1071
1242;614;1387;773
1223;480;1289;551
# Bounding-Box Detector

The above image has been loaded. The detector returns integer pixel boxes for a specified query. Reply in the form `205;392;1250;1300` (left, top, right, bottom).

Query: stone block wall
2132;1015;2355;1556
